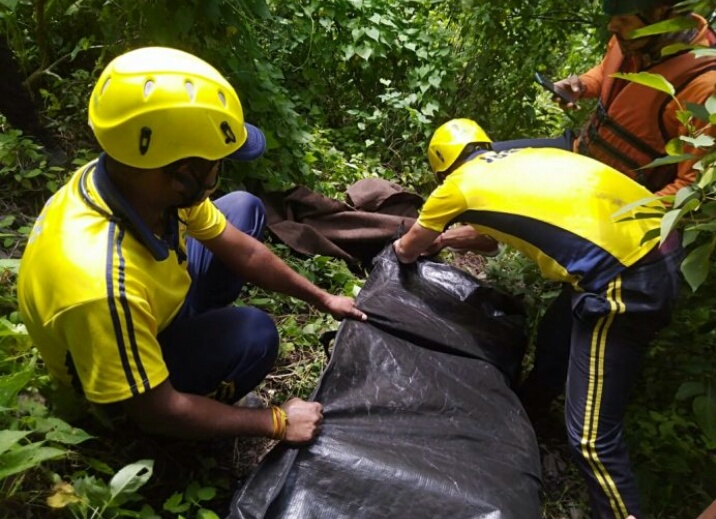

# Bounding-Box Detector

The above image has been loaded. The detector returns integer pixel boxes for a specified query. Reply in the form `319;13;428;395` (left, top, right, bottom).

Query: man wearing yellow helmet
17;47;367;444
494;0;716;198
394;118;683;519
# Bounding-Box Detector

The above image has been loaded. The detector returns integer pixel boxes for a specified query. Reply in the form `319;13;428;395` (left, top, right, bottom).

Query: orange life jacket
577;39;716;192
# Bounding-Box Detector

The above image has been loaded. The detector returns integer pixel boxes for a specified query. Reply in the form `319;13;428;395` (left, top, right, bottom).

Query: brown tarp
260;178;423;265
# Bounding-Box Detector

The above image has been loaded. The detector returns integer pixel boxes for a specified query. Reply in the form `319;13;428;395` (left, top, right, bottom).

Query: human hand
427;226;499;256
553;75;585;109
320;293;367;321
281;398;324;444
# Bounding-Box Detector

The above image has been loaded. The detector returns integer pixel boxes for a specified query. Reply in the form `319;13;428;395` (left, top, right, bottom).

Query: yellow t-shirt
18;156;227;403
418;148;663;291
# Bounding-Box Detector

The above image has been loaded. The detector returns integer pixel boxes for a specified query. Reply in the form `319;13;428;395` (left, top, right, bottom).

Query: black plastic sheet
230;248;542;519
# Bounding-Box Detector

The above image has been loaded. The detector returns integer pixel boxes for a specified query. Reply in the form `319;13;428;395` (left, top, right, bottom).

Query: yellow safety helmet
88;47;265;169
427;118;492;175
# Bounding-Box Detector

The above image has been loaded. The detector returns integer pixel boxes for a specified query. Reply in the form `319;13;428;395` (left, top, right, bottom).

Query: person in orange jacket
493;0;716;198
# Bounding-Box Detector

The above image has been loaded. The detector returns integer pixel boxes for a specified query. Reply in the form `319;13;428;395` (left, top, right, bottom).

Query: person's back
396;118;685;518
418;146;663;291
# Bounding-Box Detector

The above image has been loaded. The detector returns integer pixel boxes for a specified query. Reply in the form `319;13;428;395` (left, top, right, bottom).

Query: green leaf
243;0;270;19
355;46;373;61
628;17;697;39
0;0;19;12
196;509;221;519
0;443;66;480
365;27;380;42
693;390;716;442
610;72;675;96
681;238;716;292
676;381;704;400
660;42;694;56
681;135;715;149
698;166;716;190
686;101;711;122
0;430;30;456
665;137;683;155
0;359;35;408
682;228;700;247
195;486;217;501
640;153;696;169
673;185;699;209
163;492;190;513
660;199;698;237
109;460;154;500
692;48;716;59
42;421;94;446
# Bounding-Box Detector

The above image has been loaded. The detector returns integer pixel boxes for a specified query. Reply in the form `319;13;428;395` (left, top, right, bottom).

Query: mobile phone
534;72;574;104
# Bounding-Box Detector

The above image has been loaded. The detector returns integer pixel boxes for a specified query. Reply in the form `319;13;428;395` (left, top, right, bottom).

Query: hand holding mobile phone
534;72;576;105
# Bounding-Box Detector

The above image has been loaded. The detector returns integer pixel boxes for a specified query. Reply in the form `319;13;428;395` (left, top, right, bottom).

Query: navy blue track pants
526;244;683;518
158;192;279;404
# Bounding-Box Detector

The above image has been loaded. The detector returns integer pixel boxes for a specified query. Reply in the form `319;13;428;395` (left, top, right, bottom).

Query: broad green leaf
0;430;30;456
665;138;683;155
705;94;716;115
0;0;19;11
139;504;161;519
0;360;35;407
661;198;699;238
693;48;716;58
196;509;221;519
628;17;697;39
195;486;217;501
673;185;699;209
689;222;716;232
681;239;716;291
693;390;716;442
43;422;94;446
0;443;66;480
610;72;675;96
243;0;270;19
365;27;380;42
355;46;373;61
109;460;153;500
681;135;715;149
700;201;716;218
641;153;696;169
682;228;700;247
660;42;693;56
342;45;356;61
675;381;704;400
698;167;716;189
686;101;711;122
639;227;661;245
163;492;190;514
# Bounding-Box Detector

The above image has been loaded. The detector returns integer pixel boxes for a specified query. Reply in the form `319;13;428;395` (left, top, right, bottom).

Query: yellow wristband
271;406;288;440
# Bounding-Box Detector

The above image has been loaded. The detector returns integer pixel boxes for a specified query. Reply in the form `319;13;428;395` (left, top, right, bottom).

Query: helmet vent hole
184;81;196;101
143;80;155;98
217;91;227;107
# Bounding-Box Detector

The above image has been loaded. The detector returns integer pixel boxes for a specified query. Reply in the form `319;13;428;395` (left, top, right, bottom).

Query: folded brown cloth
260;178;423;265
